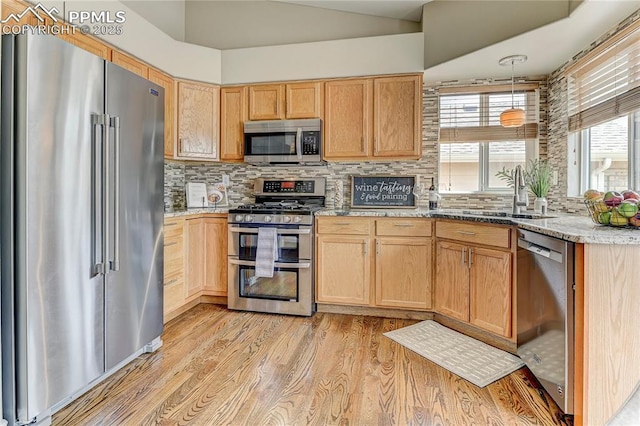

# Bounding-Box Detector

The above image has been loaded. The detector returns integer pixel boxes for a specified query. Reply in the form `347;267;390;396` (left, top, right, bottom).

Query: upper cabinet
177;81;220;161
112;51;149;79
220;86;248;162
373;75;422;158
324;74;422;161
148;69;175;159
324;79;373;159
248;82;323;120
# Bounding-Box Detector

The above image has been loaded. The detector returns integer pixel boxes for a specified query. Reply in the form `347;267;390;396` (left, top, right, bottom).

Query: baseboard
199;295;227;305
317;304;435;320
163;298;200;324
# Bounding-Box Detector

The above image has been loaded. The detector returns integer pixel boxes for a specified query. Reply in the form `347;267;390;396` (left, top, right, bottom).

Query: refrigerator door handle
102;112;111;275
91;114;107;275
110;116;120;271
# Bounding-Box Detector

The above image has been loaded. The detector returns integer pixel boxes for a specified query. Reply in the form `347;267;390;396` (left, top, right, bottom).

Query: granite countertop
164;208;230;218
316;208;640;245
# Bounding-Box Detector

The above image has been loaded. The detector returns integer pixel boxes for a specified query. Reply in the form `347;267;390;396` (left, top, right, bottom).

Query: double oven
227;178;325;316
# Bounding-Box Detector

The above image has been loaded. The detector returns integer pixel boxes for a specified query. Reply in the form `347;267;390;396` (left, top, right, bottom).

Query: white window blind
567;20;640;132
438;84;539;142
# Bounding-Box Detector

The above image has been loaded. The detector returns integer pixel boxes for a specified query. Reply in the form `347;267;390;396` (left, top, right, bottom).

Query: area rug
383;320;524;388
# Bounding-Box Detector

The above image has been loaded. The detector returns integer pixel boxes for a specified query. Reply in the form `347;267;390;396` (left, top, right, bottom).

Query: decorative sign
350;175;416;208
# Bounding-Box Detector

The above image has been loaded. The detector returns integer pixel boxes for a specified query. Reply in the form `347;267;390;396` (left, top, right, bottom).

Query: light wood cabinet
220;86;248;161
324;79;372;159
316;235;371;305
177;81;220;160
202;217;228;296
435;221;513;338
286;82;323;119
375;237;432;309
185;218;205;298
324;74;422;161
111;51;149;79
248;82;323;120
163;217;185;322
373;75;422;158
316;217;432;311
248;84;285;120
148;69;176;159
434;241;470;321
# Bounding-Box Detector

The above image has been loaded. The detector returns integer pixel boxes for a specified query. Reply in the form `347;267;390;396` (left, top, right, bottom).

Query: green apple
618;201;639;218
598;211;611;225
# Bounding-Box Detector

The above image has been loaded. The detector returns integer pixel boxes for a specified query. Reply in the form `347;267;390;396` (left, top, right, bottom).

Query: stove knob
235;214;244;222
264;215;273;223
244;215;254;222
293;216;302;223
283;216;292;223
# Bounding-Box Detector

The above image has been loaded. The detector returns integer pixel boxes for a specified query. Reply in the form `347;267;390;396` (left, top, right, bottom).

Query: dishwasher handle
518;238;563;263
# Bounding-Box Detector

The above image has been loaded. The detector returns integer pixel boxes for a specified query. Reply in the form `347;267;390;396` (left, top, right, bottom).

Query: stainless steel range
227;178;326;316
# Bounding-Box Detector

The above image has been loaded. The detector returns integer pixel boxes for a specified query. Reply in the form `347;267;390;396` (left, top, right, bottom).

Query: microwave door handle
296;128;303;160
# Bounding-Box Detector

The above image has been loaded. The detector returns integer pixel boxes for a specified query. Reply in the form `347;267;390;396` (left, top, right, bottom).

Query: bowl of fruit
584;189;640;227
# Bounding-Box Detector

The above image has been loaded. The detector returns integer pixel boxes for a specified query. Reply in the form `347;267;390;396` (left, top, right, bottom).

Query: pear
610;209;629;227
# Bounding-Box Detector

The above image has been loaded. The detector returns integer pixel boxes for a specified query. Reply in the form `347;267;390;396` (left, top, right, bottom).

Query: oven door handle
228;226;311;235
228;258;311;269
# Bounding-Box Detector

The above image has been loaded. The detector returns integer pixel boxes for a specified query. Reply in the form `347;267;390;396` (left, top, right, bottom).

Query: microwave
243;118;323;165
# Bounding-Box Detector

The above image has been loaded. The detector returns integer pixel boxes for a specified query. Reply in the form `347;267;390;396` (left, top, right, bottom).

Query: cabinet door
324;79;373;159
111;51;149;78
163;218;185;320
316;235;370;305
148;69;175;159
203;218;228;295
248;84;285;120
185;219;205;298
469;247;512;337
435;241;469;321
177;81;220;160
375;237;431;310
373;75;421;158
286;82;323;119
220;86;248;161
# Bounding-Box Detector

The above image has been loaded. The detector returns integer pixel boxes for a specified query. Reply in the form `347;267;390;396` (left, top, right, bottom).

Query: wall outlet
222;174;230;186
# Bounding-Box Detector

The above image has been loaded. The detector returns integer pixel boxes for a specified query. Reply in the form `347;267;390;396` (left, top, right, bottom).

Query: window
573;113;640;194
567;19;640;195
438;87;539;193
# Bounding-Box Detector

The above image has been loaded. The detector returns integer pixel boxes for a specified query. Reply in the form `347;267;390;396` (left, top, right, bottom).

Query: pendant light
499;54;527;128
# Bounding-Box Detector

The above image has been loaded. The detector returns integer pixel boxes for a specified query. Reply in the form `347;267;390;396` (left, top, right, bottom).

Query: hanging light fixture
499;54;527;127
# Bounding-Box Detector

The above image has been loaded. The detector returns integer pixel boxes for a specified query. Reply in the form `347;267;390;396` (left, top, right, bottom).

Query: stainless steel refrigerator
0;33;164;426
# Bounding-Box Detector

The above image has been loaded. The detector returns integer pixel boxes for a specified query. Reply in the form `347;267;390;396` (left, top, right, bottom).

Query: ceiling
272;0;428;22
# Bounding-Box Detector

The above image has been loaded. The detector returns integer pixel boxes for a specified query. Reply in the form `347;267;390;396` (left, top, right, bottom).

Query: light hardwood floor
53;304;571;425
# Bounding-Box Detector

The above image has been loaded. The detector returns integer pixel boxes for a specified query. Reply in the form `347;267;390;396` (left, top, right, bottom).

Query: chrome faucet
513;165;529;214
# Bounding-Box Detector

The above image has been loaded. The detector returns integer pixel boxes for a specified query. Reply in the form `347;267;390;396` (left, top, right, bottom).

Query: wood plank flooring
53;304;572;425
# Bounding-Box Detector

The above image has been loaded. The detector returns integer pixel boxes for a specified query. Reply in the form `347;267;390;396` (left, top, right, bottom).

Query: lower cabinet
434;221;513;338
164;214;227;323
315;217;432;310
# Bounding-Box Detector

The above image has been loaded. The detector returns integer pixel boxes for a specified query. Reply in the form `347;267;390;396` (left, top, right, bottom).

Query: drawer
164;218;184;238
376;219;432;237
436;221;511;249
316;217;371;235
164;279;183;313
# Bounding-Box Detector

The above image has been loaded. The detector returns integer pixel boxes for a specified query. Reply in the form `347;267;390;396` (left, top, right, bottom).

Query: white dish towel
255;227;278;278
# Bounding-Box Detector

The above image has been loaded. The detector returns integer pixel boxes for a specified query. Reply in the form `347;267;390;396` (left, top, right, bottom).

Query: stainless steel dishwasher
517;229;575;414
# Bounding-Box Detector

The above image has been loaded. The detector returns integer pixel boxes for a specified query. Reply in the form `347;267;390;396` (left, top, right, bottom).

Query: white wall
122;0;185;41
221;32;424;84
185;0;420;50
34;0;221;83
